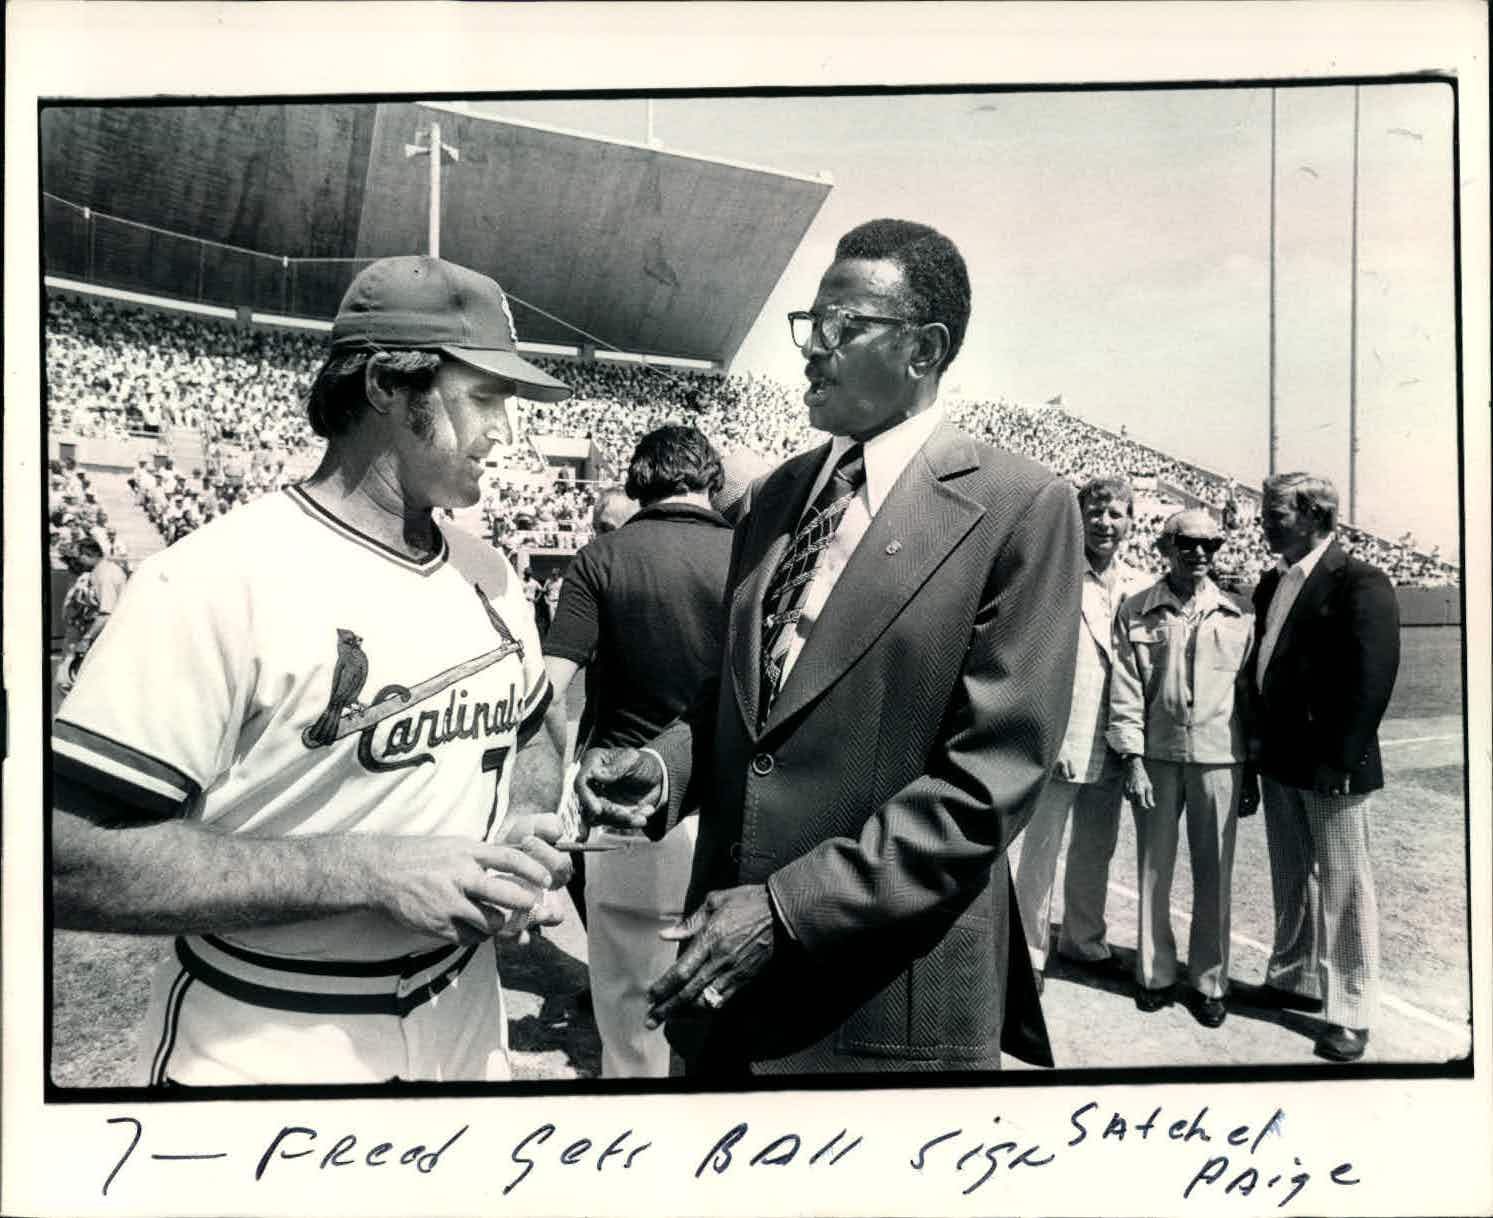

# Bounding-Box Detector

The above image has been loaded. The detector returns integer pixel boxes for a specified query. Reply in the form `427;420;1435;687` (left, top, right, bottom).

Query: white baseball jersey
52;486;551;1084
54;485;551;959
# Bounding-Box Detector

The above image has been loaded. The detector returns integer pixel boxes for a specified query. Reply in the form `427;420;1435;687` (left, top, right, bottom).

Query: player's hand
1124;756;1156;810
493;886;566;946
492;811;573;888
1311;763;1353;797
645;884;776;1029
366;835;565;945
1238;766;1262;818
574;748;663;831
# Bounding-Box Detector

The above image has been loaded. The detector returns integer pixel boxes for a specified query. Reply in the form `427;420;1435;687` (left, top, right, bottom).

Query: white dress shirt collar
1276;534;1334;580
820;404;945;517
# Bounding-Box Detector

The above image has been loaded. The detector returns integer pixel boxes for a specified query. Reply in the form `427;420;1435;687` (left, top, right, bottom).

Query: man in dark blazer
575;219;1083;1076
1247;472;1400;1062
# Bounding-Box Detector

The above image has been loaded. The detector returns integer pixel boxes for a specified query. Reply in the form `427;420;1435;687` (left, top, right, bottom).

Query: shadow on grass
1042;936;1331;1048
498;930;602;1078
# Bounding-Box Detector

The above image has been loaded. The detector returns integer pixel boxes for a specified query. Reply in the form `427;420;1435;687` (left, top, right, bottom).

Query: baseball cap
331;256;572;403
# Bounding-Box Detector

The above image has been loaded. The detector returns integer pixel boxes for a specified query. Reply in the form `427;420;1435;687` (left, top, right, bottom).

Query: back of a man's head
833;219;971;371
624;425;725;508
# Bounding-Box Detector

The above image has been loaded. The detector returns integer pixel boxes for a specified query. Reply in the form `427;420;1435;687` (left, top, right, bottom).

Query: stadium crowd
46;294;322;453
126;452;298;546
44;293;1459;589
47;460;121;570
480;473;601;554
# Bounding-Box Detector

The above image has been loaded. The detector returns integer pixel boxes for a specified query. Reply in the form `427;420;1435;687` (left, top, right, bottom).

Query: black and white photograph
5;5;1489;1217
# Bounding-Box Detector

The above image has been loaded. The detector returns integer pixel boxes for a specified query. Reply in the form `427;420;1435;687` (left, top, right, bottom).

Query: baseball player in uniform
51;256;575;1086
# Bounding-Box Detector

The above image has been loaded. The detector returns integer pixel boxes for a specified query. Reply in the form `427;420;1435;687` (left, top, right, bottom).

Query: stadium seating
44;293;1459;588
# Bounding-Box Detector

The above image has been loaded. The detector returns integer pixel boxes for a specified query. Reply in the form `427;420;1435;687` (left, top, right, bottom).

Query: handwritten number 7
103;1116;142;1196
482;746;511;839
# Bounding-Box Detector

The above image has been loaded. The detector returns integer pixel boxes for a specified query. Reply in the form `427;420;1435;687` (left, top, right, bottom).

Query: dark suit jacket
648;420;1083;1074
1249;541;1400;794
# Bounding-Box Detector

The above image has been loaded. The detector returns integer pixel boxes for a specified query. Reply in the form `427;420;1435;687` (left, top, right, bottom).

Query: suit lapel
726;445;829;735
761;422;984;734
1263;541;1343;688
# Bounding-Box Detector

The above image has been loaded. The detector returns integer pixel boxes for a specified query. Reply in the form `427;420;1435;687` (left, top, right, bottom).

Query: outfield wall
1396;585;1462;627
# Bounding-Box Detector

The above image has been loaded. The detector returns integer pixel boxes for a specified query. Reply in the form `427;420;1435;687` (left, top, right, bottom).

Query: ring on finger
700;983;726;1010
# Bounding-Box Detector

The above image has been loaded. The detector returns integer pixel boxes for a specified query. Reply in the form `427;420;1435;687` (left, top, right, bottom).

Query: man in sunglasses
575;218;1082;1076
1109;509;1257;1028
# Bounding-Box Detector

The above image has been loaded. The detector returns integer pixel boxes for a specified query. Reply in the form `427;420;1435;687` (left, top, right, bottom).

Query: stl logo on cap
495;289;518;346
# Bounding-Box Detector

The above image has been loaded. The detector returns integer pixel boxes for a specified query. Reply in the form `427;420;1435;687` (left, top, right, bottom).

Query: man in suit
575;218;1083;1076
1014;476;1150;991
1247;472;1399;1062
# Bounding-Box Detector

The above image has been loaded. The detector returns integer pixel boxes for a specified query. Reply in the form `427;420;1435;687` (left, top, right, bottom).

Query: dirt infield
47;627;1471;1086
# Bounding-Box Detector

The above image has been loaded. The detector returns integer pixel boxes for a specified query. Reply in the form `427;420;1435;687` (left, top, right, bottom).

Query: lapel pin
885;540;902;555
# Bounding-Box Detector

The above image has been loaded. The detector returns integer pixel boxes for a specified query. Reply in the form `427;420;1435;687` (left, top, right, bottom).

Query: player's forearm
51;806;384;934
507;719;564;824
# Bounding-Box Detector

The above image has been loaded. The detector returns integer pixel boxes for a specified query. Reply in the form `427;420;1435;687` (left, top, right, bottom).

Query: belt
175;934;480;1017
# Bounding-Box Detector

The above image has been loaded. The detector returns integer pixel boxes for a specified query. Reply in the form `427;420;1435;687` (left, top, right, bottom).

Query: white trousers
586;818;698;1078
1261;777;1381;1030
1014;769;1126;971
136;937;510;1086
1133;761;1241;998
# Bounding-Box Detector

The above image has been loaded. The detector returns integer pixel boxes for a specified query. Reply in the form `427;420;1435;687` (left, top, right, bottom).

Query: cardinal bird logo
301;627;370;747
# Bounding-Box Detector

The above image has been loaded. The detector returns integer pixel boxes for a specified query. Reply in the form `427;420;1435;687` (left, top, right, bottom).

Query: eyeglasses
787;307;917;352
1171;535;1225;555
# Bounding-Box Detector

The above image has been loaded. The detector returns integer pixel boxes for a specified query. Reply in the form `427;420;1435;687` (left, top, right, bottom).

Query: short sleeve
52;551;250;819
542;543;603;665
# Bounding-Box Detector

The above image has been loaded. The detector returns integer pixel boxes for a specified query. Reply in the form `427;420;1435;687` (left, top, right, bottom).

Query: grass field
47;625;1472;1086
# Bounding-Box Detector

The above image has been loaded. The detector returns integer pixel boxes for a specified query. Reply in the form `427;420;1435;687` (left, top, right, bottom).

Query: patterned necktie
758;443;865;725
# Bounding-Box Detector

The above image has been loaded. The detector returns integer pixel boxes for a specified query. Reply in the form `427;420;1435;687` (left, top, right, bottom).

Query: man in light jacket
1109;509;1257;1029
1014;476;1149;990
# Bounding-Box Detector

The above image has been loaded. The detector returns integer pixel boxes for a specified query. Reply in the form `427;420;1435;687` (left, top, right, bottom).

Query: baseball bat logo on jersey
301;585;526;773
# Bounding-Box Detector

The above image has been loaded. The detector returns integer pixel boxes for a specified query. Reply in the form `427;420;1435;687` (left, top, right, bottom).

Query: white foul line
1104;877;1471;1040
1380;733;1461;747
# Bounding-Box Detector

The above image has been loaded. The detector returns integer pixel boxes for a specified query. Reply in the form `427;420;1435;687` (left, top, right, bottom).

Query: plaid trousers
1261;777;1381;1030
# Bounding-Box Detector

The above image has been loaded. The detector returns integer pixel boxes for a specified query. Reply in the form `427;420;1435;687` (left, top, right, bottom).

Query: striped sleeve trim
52;719;200;817
515;675;553;747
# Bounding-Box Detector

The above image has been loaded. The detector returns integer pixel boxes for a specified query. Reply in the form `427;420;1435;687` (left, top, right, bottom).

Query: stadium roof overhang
40;100;833;368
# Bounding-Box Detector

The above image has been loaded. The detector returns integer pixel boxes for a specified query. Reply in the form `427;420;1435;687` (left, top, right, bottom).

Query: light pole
404;120;461;257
